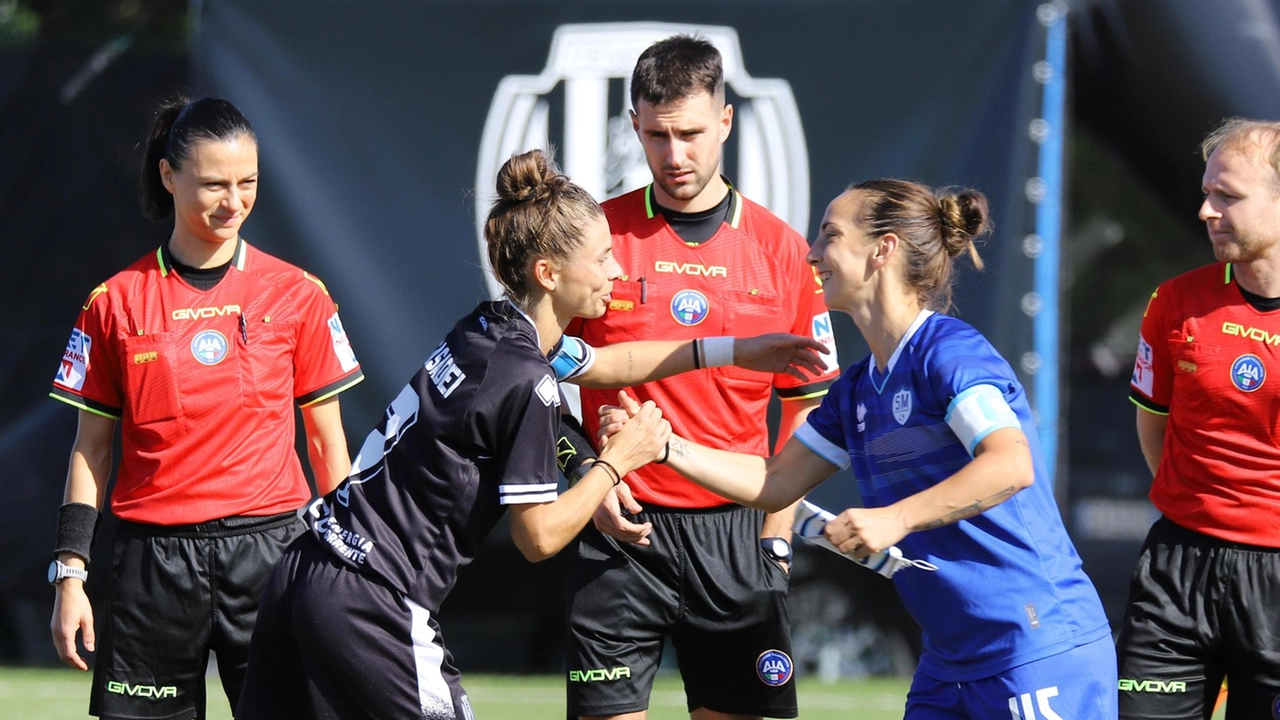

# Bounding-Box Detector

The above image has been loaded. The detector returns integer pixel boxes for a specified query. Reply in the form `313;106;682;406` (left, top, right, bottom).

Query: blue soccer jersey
795;311;1109;682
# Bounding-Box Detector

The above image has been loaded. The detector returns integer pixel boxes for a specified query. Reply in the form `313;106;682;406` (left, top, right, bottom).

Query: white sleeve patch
550;335;596;381
534;375;560;407
328;312;359;372
499;482;559;505
811;312;839;372
945;384;1021;457
54;329;92;391
793;422;851;470
1131;335;1154;396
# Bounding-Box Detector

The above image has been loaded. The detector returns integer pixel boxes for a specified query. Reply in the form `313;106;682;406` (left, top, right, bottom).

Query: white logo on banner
475;22;811;299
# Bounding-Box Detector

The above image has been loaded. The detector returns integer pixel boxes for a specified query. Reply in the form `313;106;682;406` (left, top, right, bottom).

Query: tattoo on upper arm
913;486;1017;531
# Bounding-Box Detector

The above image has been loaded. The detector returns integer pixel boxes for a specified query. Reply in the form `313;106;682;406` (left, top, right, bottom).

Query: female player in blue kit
606;179;1116;719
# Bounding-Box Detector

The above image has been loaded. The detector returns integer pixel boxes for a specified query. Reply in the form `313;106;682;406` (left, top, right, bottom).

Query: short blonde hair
1201;118;1280;190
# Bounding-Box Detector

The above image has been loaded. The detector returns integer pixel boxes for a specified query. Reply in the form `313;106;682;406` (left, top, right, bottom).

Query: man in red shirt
565;35;839;720
1123;118;1280;719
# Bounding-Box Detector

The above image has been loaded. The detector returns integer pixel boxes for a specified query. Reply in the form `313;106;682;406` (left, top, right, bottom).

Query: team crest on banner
475;22;810;299
892;389;912;425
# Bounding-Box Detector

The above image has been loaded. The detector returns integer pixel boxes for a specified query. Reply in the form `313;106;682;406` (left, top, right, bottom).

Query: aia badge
671;289;710;326
893;388;913;425
191;329;229;365
756;649;793;687
1230;354;1265;392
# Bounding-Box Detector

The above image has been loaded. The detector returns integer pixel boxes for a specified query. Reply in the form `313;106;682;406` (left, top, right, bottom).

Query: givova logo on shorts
569;666;631;682
474;22;810;300
106;680;178;699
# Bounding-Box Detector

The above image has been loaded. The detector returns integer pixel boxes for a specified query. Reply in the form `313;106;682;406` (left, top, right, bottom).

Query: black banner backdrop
192;3;1057;501
0;0;1063;671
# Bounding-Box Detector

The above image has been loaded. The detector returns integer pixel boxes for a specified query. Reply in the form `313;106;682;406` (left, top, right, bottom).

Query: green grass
0;667;1231;719
0;667;910;720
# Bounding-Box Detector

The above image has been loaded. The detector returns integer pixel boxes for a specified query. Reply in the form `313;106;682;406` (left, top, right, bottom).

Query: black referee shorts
90;511;302;720
564;504;797;719
1116;516;1280;720
237;535;474;720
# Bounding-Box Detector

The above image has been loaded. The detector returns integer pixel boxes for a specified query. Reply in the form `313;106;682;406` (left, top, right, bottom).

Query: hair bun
937;190;991;256
495;149;568;204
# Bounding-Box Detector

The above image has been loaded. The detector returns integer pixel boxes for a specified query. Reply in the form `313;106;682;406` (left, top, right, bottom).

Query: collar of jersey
502;298;545;352
156;237;247;277
868;309;935;394
644;178;742;230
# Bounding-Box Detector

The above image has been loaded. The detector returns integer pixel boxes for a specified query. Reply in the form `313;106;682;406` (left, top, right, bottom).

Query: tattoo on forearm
913;486;1017;531
670;438;689;459
625;350;634;382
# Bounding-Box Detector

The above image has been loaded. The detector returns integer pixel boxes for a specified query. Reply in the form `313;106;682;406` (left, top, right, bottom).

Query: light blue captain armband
550;335;596;382
945;384;1021;457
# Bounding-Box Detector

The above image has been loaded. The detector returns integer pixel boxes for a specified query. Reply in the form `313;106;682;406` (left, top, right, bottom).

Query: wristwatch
760;537;793;563
48;559;88;585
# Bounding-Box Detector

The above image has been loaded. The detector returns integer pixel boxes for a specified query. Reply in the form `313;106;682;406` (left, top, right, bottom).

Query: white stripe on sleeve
793;423;851;470
498;482;559;505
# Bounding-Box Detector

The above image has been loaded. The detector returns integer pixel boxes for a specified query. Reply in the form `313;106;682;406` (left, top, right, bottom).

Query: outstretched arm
664;432;838;512
570;334;829;388
823;427;1034;559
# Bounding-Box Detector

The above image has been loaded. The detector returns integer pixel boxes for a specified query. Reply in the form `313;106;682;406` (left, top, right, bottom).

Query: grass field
0;667;912;720
0;667;1233;719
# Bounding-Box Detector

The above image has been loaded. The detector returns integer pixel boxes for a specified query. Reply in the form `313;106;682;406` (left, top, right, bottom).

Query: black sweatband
692;339;702;370
54;502;99;564
558;414;600;487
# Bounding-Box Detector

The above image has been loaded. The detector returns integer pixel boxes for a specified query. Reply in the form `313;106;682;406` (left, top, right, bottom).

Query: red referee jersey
51;240;364;525
572;186;840;508
1130;262;1280;546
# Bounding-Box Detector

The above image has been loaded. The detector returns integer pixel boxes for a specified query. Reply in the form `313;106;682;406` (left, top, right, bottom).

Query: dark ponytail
139;95;256;221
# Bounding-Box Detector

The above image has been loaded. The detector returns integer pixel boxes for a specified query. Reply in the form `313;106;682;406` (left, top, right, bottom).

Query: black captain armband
557;414;600;487
53;502;99;564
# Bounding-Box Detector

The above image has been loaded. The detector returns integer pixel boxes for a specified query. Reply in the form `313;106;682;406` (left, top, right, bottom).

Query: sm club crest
893;389;912;425
474;22;810;299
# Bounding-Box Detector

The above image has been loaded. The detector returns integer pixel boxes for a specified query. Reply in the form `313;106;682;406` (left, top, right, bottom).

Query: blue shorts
905;636;1118;719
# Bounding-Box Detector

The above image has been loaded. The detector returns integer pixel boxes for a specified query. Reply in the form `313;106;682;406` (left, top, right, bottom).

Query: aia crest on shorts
756;649;793;687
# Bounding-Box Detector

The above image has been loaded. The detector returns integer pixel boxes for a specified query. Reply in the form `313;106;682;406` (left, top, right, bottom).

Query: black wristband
54;502;99;564
655;441;670;464
692;339;702;370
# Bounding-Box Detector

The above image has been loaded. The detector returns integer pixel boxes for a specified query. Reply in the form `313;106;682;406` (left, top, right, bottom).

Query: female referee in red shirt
47;96;364;720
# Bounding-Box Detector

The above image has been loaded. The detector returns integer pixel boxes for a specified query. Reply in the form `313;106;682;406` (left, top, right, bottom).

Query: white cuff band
700;336;735;368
